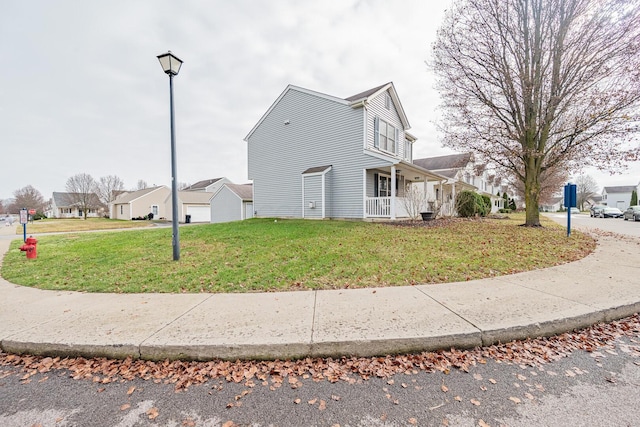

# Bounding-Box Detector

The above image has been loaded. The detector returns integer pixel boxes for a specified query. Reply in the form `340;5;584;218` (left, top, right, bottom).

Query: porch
363;162;449;220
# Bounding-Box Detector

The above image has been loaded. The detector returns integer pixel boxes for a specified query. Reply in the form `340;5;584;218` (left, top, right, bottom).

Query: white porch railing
365;197;414;218
366;197;391;217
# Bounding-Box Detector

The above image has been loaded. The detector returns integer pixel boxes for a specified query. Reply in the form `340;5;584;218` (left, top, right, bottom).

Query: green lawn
1;216;595;293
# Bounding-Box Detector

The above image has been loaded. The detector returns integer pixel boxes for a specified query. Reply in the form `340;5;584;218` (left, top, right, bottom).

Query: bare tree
573;174;600;209
402;184;429;220
65;173;100;220
96;175;125;207
8;185;46;214
431;0;640;226
136;180;149;190
510;164;568;206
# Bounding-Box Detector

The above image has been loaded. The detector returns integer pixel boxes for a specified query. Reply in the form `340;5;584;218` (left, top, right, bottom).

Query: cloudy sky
1;0;638;202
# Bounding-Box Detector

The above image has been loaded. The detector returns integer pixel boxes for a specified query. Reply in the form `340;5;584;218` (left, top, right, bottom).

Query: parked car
599;207;623;218
590;205;606;217
623;205;640;221
569;207;580;214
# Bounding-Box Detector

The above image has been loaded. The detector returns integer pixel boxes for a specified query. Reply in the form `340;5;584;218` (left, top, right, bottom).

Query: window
152;205;159;216
385;94;391;109
120;205;123;214
378;174;391;197
374;117;397;154
404;139;412;161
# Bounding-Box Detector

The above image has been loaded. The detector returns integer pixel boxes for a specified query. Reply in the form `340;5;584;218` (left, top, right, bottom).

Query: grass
1;215;595;293
13;218;155;234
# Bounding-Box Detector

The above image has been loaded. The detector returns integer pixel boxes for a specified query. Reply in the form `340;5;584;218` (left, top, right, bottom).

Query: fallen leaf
454;396;462;402
319;400;327;410
127;386;136;395
331;395;341;401
409;418;418;425
147;407;159;420
222;422;236;427
120;404;131;411
488;378;497;384
470;399;481;406
294;398;301;404
308;398;318;405
478;420;491;427
473;373;483;381
509;397;521;404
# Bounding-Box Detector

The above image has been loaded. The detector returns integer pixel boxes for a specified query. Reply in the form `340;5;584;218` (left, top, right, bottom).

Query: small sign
28;209;36;215
19;208;28;225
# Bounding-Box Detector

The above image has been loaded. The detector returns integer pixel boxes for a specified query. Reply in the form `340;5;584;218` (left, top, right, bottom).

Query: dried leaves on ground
1;314;638;391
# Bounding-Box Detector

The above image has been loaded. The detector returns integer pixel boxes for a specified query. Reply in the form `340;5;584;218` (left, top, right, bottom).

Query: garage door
186;206;211;223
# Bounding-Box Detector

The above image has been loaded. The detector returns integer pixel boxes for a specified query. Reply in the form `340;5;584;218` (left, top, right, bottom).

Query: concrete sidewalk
0;222;639;361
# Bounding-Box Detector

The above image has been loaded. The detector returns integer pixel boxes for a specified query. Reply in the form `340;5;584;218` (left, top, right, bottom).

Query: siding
211;186;243;223
366;90;407;160
247;87;391;219
303;174;323;218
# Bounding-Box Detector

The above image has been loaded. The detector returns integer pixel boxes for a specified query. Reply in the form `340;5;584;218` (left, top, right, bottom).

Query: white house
413;153;505;215
602;185;636;210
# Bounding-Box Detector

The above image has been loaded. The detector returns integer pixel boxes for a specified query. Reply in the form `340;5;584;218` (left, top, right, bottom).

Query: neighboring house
167;191;214;223
211;183;254;223
601;185;636;210
584;194;603;209
540;196;563;212
111;186;171;220
413;153;504;215
244;82;448;220
46;192;102;218
183;177;232;193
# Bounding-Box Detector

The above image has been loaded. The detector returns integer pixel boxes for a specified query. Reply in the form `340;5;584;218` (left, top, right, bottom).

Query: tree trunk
523;163;541;227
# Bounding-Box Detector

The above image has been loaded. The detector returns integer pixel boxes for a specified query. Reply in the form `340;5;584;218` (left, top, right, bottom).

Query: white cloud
1;0;637;202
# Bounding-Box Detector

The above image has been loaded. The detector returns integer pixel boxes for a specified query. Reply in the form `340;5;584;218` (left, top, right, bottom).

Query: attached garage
186;205;210;223
168;191;214;223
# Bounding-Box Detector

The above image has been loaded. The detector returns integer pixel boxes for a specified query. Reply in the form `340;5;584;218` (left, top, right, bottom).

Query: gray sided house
183;177;231;193
244;83;446;220
211;183;254;223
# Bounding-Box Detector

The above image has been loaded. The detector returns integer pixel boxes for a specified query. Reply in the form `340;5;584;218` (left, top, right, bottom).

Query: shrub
456;191;492;217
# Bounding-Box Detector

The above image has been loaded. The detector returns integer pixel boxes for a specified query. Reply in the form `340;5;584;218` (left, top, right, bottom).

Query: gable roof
413;153;474;171
244;82;410;141
603;185;637;193
52;191;100;207
112;186;167;204
176;191;214;204
183;178;223;191
345;82;410;129
224;183;253;201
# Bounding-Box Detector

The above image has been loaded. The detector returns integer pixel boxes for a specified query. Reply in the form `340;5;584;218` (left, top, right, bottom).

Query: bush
498;208;512;214
456;191;489;217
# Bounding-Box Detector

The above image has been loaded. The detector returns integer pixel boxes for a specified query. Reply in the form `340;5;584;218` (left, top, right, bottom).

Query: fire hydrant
19;236;37;259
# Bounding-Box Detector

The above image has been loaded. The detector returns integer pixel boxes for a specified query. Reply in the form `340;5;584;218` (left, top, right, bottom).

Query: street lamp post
157;51;183;261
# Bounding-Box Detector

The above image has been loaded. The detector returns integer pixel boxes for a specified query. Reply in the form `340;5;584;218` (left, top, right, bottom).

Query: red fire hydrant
19;236;37;259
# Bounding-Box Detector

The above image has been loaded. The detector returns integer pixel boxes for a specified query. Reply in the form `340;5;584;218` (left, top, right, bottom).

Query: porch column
362;169;367;219
391;165;396;220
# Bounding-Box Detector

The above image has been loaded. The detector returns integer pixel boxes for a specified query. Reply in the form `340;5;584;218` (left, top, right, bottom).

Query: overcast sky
2;0;638;202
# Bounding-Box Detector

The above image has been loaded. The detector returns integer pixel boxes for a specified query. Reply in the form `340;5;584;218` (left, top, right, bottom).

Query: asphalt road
544;211;640;238
1;331;639;427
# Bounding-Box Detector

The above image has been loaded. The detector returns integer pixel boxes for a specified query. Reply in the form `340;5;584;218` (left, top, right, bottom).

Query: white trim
362;169;367;219
301;174;305;219
391;165;397;220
